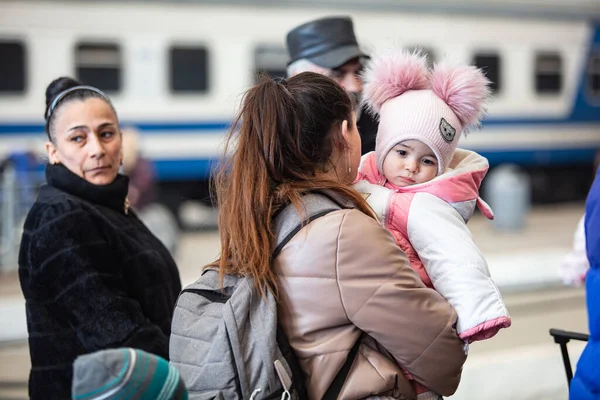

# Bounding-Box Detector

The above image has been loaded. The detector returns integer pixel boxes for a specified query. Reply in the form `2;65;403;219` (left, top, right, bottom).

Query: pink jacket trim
459;316;512;341
356;149;494;221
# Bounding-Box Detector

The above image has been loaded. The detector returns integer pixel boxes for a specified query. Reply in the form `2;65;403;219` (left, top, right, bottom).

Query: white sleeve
407;193;510;338
559;215;589;286
353;180;393;225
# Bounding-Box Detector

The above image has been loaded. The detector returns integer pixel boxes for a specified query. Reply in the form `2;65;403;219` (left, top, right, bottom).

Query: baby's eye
422;158;436;165
396;150;407;156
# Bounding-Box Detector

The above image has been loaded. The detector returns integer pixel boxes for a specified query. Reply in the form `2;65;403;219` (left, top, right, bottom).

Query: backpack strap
275;324;308;400
272;191;363;400
272;191;346;259
321;332;364;400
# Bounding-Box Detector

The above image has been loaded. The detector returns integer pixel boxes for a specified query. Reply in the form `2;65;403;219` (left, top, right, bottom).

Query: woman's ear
340;119;351;147
45;141;60;165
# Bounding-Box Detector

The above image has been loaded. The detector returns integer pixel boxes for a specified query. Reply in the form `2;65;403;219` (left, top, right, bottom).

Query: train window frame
535;52;562;95
169;45;210;94
0;40;26;94
254;44;288;83
472;52;501;94
75;42;122;93
589;50;600;99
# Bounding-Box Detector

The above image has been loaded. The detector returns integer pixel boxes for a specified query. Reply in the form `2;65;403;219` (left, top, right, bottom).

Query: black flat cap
286;16;365;69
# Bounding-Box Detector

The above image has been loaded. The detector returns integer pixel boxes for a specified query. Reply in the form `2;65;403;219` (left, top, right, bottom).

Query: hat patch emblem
439;118;456;143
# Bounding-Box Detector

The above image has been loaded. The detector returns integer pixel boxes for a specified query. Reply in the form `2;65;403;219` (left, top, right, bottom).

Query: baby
354;48;511;399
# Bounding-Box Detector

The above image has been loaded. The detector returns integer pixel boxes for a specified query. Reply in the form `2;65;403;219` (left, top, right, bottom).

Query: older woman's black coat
18;164;182;399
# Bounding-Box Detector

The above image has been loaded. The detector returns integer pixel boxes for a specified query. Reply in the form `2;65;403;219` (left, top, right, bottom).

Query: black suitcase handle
549;328;589;387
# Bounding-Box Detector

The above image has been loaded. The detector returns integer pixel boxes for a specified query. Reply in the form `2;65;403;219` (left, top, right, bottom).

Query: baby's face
382;140;438;187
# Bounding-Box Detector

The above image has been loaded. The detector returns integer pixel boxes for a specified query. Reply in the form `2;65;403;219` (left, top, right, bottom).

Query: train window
473;53;501;93
170;46;209;93
254;45;288;83
590;53;600;98
75;43;121;92
535;53;562;94
407;46;435;68
0;41;26;93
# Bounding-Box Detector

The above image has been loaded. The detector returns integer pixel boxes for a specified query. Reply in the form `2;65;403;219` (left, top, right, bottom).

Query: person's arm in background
128;157;157;210
560;215;589;287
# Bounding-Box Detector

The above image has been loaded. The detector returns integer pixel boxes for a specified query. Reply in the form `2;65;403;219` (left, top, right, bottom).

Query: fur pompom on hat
362;48;430;116
361;48;491;175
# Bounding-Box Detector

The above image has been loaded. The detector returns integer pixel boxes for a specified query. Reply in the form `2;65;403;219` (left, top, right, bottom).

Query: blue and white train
1;0;599;212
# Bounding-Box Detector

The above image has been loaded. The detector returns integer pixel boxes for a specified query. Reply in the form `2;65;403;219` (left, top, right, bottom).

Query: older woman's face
46;98;122;186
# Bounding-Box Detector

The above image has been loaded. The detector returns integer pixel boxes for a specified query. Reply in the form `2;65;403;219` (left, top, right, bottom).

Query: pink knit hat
362;48;491;175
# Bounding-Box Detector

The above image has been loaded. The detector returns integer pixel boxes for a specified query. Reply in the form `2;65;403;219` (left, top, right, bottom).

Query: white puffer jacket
354;149;511;342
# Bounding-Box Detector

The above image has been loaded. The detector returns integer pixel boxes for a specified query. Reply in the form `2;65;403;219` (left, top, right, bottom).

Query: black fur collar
45;163;130;213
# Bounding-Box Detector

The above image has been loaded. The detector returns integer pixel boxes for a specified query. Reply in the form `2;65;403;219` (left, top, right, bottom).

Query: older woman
173;72;466;399
18;77;182;399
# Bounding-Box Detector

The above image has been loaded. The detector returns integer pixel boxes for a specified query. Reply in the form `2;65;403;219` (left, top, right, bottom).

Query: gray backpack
169;192;363;400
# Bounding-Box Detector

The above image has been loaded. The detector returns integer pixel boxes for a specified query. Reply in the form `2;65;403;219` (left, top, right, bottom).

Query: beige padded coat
274;206;467;400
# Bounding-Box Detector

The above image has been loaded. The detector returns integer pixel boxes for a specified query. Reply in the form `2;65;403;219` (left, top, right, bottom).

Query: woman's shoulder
24;185;95;233
308;207;395;249
304;206;414;285
313;206;377;226
19;187;109;275
280;206;404;281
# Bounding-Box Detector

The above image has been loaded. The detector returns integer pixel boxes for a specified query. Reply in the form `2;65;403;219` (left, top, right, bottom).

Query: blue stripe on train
482;148;597;167
154;159;218;180
159;148;597;181
1;123;598;180
7;149;596;181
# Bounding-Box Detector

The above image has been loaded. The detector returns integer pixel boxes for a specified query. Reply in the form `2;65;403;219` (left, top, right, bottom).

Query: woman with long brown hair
191;72;466;399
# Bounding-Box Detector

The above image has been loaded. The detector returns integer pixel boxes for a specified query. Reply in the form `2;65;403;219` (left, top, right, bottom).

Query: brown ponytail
213;73;374;298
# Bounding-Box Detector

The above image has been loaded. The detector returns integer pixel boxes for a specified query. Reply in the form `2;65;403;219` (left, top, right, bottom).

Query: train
1;0;599;222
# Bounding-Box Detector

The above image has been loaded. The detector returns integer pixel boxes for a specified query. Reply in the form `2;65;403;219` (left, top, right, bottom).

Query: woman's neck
314;156;352;185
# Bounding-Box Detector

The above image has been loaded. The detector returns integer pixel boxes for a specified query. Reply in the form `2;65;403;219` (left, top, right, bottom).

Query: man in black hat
286;16;378;155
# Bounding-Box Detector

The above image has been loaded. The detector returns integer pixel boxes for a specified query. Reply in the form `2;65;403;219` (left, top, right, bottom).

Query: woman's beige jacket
274;207;467;399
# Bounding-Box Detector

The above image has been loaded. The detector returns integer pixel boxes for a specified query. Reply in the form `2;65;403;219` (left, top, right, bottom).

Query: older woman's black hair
44;77;116;141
